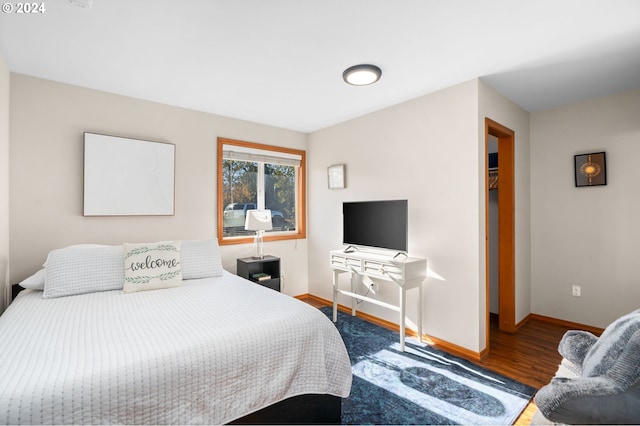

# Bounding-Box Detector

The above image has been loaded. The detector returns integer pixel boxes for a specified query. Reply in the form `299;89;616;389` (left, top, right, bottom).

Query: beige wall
9;74;309;296
0;55;9;312
531;89;640;328
309;79;486;352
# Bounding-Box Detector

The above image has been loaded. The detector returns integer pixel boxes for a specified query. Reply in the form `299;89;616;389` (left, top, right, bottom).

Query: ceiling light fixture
342;64;382;86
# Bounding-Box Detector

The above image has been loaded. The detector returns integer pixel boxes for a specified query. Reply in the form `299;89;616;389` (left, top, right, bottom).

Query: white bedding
0;271;352;424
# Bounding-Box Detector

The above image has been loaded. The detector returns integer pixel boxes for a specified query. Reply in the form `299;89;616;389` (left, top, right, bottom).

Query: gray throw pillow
558;330;598;371
581;309;640;377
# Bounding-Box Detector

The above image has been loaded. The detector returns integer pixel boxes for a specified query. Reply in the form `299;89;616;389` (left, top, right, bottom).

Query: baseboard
294;293;311;301
300;293;485;362
526;313;604;335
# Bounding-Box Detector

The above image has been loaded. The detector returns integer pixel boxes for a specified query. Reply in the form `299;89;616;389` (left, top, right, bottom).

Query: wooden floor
480;314;571;425
300;297;578;426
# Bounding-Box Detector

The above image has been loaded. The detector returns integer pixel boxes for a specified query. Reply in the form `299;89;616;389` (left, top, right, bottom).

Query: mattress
0;271;352;424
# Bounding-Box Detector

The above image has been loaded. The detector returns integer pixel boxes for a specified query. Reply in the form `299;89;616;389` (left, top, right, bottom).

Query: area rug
321;307;536;425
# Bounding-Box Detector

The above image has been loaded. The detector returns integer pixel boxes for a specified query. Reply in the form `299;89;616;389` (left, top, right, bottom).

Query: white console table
330;249;427;351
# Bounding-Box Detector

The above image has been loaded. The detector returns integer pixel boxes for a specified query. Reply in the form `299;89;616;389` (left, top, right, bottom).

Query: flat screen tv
343;200;408;252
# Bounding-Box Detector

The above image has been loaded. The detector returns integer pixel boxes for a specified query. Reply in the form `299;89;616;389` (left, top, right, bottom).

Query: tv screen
343;200;408;252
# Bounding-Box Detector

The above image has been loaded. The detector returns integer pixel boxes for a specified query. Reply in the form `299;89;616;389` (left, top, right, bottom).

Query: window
217;137;306;245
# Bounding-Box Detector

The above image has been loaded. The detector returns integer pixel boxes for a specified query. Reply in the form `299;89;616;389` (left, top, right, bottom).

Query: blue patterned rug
321;307;536;425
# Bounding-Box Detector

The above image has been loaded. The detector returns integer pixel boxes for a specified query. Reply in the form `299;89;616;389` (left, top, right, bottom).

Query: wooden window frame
217;137;306;245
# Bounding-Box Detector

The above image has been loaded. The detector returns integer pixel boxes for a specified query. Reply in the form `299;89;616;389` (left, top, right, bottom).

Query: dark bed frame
231;394;341;424
11;285;342;425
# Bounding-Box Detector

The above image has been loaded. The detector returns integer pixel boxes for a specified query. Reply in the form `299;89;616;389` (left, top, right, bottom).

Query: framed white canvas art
83;133;175;216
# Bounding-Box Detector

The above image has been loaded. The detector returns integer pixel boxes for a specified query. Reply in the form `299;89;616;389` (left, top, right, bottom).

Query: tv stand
330;249;427;351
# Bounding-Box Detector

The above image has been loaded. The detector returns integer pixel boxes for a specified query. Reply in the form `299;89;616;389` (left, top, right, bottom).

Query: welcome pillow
123;241;183;293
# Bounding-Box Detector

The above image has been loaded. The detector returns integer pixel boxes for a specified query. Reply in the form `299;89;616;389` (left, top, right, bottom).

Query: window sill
219;233;306;246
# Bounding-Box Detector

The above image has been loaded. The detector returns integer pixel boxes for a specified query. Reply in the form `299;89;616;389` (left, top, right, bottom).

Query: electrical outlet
572;285;581;297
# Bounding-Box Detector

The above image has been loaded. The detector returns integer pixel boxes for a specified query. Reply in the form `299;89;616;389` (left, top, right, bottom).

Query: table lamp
244;209;273;259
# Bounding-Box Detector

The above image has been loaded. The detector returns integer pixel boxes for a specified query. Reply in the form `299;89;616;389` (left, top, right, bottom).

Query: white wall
531;89;640;328
9;75;309;296
478;80;532;329
309;79;485;352
0;54;9;313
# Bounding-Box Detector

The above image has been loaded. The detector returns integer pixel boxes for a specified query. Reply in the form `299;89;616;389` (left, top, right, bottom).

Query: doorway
485;118;516;352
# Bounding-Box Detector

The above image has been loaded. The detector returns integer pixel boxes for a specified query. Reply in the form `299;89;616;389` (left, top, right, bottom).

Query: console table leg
350;273;357;317
418;281;423;343
332;270;339;322
399;287;406;351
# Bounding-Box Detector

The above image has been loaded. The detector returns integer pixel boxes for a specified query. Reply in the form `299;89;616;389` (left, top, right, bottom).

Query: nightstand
237;255;281;292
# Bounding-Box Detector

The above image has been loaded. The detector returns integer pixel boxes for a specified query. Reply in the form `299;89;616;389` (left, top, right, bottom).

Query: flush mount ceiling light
342;64;382;86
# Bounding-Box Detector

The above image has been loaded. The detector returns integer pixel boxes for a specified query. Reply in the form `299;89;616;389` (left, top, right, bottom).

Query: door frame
485;118;516;352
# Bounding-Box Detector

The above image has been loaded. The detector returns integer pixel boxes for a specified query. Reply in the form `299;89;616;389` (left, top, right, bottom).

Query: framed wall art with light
574;152;606;187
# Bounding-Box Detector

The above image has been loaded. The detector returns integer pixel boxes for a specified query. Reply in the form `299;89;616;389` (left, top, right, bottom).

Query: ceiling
1;0;640;133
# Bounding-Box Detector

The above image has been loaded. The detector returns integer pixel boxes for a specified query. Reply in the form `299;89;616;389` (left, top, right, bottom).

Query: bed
0;240;352;424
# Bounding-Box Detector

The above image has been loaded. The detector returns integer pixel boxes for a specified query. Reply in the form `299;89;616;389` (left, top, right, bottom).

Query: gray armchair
534;309;640;424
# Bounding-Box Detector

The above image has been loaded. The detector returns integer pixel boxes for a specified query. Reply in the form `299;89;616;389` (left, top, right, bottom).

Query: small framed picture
328;164;345;189
574;152;606;187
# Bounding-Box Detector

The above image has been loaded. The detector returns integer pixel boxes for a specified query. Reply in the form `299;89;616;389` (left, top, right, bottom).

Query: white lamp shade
245;210;273;231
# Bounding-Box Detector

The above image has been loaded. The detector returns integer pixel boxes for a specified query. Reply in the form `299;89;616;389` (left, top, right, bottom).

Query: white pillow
123;241;183;293
43;245;125;299
181;239;224;279
42;244;108;267
19;268;46;290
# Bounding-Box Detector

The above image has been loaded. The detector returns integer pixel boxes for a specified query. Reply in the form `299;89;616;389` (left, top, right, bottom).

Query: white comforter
0;272;352;424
